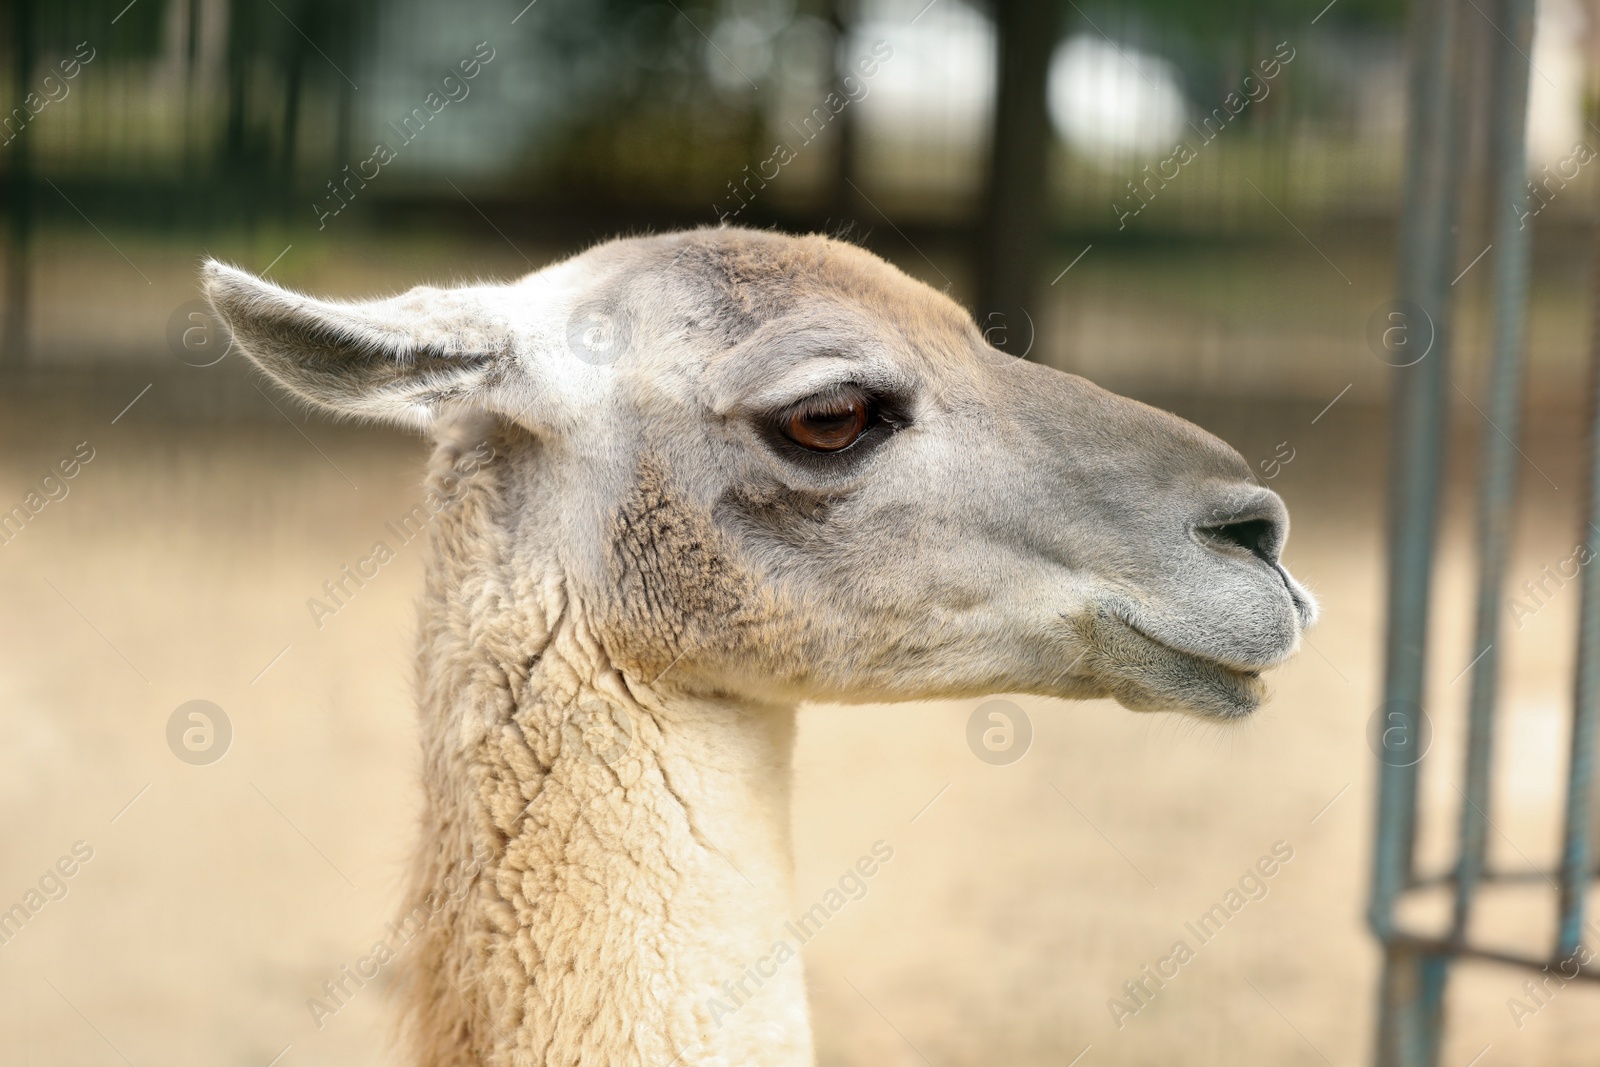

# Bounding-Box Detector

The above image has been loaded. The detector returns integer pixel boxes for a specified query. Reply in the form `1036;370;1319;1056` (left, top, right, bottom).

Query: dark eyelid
755;382;911;472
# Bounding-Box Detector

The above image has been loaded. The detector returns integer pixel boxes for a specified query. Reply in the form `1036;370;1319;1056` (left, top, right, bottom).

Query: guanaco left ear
201;261;527;428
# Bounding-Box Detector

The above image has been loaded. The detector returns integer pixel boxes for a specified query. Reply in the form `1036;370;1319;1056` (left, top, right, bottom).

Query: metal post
1377;944;1449;1067
1557;129;1600;962
1371;0;1471;1060
1371;0;1465;934
1451;0;1537;942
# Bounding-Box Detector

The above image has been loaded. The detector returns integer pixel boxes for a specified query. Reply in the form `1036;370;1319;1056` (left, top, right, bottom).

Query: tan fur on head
604;454;788;681
203;227;1314;1065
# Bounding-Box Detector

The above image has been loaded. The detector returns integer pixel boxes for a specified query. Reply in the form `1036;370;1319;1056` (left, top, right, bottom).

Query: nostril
1192;485;1290;568
1198;518;1279;567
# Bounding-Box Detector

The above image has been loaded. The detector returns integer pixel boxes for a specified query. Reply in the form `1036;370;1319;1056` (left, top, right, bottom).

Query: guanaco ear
201;261;548;429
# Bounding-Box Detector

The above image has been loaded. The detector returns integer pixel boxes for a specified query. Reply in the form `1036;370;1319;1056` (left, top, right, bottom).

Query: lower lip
1119;617;1267;680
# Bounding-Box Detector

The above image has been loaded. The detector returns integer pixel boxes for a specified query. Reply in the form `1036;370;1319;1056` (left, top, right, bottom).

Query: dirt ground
1;362;1598;1066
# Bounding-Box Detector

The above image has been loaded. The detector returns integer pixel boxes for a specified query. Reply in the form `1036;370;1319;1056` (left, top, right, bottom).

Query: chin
1107;668;1270;721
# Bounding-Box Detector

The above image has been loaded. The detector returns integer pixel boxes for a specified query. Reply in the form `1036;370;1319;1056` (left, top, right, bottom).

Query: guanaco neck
398;427;814;1067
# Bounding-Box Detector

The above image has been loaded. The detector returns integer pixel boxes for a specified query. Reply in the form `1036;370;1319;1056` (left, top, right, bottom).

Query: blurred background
2;0;1600;1064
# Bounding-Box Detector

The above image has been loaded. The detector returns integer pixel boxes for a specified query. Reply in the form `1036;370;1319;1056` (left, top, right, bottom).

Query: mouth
1068;611;1272;720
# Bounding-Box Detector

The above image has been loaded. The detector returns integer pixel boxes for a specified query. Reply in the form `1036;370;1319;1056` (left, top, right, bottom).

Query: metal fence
1370;0;1600;1061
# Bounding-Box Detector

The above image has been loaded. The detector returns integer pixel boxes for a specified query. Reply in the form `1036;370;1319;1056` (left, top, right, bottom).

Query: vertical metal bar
1372;0;1472;1061
1451;0;1537;941
1557;149;1600;962
1376;946;1449;1067
1371;0;1465;937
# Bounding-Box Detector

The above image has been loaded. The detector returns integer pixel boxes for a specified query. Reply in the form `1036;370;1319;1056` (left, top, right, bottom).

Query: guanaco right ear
202;261;528;429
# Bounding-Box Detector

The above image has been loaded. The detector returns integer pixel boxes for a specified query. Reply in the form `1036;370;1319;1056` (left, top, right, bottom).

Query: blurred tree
3;0;32;366
978;0;1058;357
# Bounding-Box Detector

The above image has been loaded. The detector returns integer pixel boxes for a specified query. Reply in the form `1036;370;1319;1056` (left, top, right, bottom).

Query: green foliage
31;0;164;60
1069;0;1406;36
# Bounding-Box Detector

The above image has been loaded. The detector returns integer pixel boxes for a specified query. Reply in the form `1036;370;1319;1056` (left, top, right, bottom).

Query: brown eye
782;394;871;452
